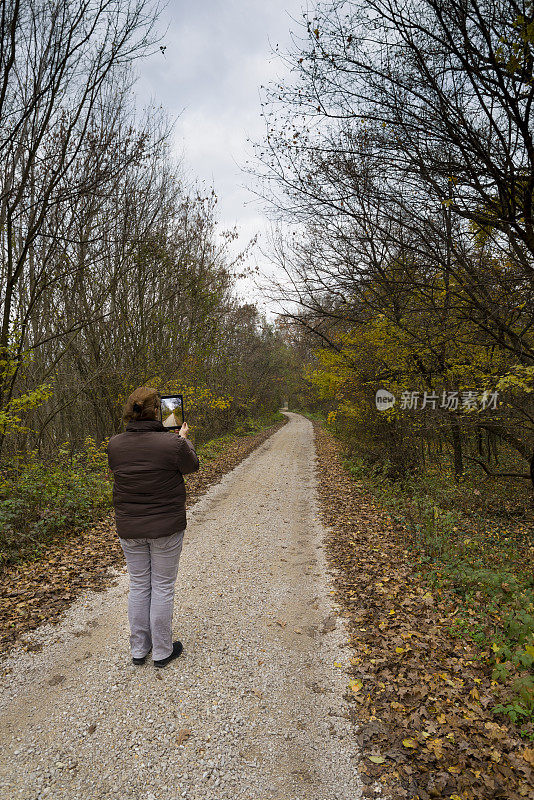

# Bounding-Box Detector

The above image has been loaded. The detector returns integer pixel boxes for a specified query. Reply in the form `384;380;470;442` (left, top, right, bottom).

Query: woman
107;386;200;668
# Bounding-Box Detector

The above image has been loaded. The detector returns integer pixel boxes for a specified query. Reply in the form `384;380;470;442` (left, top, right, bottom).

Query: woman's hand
179;422;189;438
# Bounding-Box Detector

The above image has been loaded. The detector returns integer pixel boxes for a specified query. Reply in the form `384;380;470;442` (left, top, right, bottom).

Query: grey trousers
119;529;185;661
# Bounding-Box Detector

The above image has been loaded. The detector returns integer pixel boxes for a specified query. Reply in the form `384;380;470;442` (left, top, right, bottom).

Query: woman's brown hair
122;386;160;424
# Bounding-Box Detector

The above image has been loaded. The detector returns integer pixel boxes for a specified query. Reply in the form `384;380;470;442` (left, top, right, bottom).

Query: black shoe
132;647;152;666
153;641;183;668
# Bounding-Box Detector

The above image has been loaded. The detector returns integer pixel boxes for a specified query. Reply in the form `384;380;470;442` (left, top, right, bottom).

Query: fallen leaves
425;737;443;759
402;737;418;749
312;421;533;800
0;521;124;660
176;728;191;745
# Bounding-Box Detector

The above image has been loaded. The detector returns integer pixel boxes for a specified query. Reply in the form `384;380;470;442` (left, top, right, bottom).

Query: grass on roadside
339;449;534;737
0;438;112;570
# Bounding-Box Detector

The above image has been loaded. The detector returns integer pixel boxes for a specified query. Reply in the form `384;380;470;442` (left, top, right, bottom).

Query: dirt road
0;412;363;799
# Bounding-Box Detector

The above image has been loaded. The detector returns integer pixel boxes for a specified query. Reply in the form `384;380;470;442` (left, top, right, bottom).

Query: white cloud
135;0;307;313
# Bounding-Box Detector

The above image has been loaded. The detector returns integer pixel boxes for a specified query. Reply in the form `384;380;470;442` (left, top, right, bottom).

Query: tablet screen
160;394;184;429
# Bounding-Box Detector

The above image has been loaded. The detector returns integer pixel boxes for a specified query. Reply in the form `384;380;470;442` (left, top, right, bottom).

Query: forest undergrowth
313;420;534;800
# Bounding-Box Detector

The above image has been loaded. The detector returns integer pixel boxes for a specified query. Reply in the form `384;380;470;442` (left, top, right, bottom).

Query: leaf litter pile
313;422;534;800
0;418;287;665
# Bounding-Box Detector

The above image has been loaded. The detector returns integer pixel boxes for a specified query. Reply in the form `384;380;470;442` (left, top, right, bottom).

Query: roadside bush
340;446;534;733
0;437;112;568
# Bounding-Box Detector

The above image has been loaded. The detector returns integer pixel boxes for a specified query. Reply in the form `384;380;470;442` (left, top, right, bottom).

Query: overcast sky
135;0;307;316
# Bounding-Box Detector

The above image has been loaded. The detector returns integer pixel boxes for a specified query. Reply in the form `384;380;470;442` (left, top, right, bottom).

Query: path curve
0;412;362;800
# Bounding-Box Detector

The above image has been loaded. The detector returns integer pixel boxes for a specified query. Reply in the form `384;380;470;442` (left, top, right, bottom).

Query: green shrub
0;437;112;568
338;438;534;732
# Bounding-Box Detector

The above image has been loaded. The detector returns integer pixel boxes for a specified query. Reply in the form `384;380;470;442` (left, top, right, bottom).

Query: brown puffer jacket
107;419;200;540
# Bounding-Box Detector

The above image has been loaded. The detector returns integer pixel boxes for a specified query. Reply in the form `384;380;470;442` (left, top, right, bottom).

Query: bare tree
251;0;534;480
0;0;162;450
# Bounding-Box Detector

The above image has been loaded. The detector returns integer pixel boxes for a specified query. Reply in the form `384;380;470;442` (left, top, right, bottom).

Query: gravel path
0;412;363;800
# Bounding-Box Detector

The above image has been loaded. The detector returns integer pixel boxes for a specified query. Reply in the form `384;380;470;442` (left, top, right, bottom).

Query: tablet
159;394;185;430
